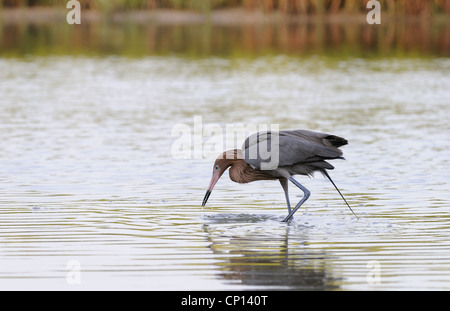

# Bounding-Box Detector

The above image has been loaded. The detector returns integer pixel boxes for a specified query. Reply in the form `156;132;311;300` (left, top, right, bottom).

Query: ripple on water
0;56;450;290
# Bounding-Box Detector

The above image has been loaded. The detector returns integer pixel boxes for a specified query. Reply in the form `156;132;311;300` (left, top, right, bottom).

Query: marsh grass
1;0;449;15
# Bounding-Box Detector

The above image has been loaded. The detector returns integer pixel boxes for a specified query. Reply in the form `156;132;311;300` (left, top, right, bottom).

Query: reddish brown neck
227;159;278;184
215;149;277;184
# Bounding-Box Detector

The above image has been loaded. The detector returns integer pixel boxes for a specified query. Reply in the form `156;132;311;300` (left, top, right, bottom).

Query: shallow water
0;55;449;290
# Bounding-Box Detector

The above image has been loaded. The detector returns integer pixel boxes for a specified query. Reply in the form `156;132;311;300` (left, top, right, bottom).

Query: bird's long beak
202;171;220;207
202;190;211;207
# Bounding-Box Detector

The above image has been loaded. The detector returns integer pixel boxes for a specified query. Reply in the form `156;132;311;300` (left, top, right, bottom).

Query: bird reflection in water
202;217;341;290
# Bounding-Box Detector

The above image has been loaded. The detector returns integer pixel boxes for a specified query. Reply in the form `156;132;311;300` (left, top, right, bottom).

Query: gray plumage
203;129;357;222
242;129;347;177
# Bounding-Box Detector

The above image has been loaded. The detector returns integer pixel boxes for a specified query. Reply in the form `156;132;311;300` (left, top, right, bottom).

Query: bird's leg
282;177;311;222
279;178;292;215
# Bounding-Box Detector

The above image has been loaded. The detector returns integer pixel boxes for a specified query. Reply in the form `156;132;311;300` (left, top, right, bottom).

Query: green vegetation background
1;0;449;15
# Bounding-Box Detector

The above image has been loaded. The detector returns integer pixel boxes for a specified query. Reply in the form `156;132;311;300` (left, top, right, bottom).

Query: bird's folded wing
242;130;344;169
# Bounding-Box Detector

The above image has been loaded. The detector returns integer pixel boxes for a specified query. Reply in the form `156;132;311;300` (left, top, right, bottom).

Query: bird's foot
282;215;294;222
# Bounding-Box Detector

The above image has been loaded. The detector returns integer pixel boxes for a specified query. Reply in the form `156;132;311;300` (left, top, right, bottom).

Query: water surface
0;24;450;290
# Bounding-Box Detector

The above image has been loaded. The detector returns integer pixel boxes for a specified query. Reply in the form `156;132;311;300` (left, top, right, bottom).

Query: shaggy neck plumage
218;149;277;184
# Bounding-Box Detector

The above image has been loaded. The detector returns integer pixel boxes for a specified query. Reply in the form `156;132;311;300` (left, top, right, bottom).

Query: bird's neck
217;149;277;183
229;160;252;183
228;159;277;184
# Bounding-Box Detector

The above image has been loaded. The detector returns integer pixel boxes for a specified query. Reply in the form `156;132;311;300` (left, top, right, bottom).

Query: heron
201;129;358;222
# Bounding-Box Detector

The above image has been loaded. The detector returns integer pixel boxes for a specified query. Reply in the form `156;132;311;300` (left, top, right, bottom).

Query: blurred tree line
1;0;449;15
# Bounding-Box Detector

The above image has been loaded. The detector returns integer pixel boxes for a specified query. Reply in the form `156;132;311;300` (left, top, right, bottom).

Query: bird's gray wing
281;129;348;148
242;130;345;170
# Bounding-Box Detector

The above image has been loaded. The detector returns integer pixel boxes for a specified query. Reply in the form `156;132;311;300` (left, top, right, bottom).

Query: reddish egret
202;129;358;222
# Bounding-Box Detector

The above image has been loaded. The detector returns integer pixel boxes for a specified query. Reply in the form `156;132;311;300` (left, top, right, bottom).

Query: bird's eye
215;165;219;170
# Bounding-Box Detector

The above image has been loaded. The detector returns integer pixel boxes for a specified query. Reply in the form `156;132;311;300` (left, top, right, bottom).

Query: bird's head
202;149;243;207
